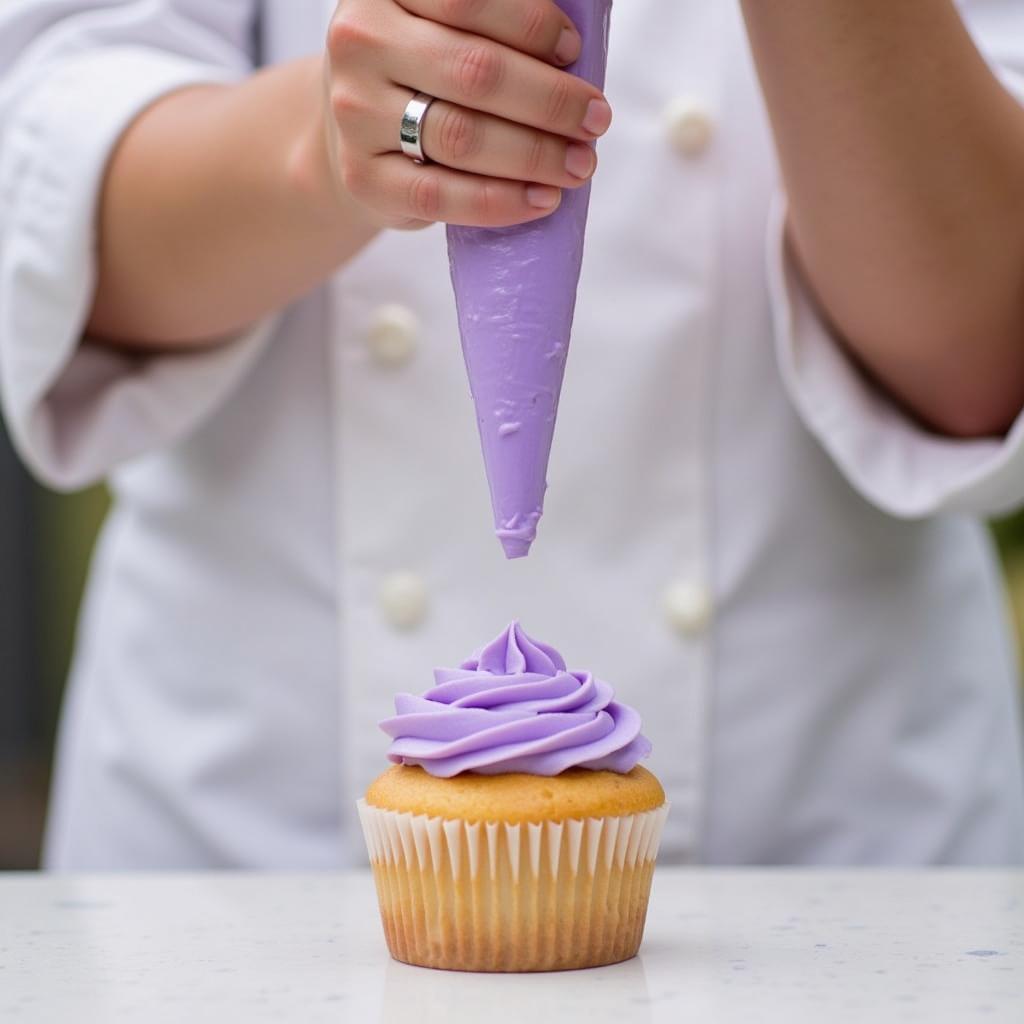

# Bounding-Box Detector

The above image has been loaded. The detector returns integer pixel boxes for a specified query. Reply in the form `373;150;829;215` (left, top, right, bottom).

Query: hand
323;0;612;230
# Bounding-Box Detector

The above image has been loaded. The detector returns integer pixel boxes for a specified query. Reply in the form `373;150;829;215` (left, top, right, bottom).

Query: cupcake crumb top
366;764;664;824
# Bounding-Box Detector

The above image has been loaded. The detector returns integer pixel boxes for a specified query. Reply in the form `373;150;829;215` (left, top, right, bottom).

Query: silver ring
400;92;435;164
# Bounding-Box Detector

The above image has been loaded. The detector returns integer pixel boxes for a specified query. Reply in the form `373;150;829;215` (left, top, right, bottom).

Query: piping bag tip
499;535;534;560
448;0;612;562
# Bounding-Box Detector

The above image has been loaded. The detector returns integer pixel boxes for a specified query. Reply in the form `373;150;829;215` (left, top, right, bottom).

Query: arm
741;0;1024;437
88;0;610;349
87;56;377;348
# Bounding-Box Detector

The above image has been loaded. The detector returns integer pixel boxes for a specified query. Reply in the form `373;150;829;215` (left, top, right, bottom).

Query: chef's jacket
1;0;1023;868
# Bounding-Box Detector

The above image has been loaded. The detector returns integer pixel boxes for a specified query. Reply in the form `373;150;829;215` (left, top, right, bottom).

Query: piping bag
447;0;613;559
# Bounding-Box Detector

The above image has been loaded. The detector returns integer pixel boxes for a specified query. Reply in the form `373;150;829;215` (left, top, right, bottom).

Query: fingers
420;98;597;185
343;152;563;228
395;0;581;67
323;0;607;228
349;87;595;187
384;17;611;142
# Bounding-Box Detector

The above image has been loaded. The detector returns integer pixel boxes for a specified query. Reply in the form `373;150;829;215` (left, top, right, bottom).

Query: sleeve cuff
766;192;1024;520
765;44;1024;521
0;46;277;490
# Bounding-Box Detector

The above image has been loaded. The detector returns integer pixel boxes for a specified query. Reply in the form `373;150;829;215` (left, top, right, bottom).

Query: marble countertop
1;869;1021;1023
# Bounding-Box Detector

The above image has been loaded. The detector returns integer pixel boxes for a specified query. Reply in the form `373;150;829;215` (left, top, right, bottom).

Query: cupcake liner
357;799;669;973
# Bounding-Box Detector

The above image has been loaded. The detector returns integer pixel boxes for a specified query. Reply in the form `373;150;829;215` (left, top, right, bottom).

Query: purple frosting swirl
380;622;652;778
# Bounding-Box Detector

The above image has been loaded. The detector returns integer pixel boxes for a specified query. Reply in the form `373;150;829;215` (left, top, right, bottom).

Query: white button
663;96;715;158
663;580;713;636
378;571;429;630
367;304;418;367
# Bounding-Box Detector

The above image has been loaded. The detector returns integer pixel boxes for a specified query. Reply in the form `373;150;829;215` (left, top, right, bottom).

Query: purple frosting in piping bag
447;0;613;559
380;622;651;777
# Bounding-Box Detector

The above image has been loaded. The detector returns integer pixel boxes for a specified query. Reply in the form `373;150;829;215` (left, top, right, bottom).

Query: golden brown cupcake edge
365;763;665;824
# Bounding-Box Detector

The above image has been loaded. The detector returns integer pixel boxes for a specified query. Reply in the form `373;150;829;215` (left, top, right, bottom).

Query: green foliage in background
993;510;1024;555
993;510;1024;659
34;484;109;740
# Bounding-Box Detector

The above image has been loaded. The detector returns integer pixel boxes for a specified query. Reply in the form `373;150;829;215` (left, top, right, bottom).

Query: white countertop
1;869;1021;1023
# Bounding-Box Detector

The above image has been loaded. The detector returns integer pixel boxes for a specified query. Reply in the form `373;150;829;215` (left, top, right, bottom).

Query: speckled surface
1;870;1021;1022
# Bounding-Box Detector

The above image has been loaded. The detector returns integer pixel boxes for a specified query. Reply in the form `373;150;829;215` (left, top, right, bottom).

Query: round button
663;96;715;158
378;571;429;630
367;304;419;367
663;580;713;636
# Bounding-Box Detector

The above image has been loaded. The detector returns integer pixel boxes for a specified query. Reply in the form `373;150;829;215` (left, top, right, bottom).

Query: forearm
741;0;1024;436
87;55;378;348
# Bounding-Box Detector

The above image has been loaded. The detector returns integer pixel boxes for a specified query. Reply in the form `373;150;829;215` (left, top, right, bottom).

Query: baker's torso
43;0;1024;868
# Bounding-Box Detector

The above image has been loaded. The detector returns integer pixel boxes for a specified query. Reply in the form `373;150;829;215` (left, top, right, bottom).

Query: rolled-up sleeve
767;0;1024;520
0;2;276;491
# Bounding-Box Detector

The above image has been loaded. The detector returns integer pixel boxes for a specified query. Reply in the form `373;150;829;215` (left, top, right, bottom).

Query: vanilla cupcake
357;622;668;972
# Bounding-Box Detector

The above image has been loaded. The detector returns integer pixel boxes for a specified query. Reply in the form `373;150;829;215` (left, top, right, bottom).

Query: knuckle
522;131;548;179
437;0;486;25
407;172;442;220
326;14;374;59
436;106;482;163
450;44;504;101
473;179;499;222
329;87;363;123
521;4;554;50
543;73;573;127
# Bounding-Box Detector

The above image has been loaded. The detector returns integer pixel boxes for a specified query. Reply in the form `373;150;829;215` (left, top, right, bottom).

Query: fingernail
565;142;595;180
582;98;612;136
527;185;561;210
555;27;581;65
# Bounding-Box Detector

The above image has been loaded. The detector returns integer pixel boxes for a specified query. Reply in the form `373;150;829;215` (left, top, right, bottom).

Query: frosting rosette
380;622;652;777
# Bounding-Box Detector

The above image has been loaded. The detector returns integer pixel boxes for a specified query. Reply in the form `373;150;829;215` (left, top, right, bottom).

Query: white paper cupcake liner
357;799;668;972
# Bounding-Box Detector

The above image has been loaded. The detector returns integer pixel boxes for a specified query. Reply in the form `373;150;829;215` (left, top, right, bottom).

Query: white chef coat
2;0;1024;869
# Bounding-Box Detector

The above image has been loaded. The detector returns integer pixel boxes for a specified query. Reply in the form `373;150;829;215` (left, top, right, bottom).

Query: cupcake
357;622;668;972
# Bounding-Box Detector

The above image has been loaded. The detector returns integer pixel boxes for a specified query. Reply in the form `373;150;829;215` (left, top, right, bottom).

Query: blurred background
1;424;108;870
3;419;1024;870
